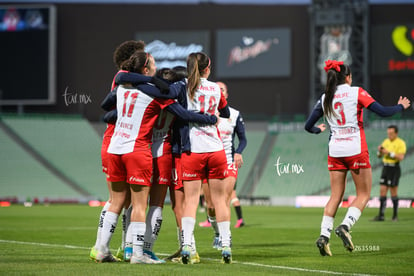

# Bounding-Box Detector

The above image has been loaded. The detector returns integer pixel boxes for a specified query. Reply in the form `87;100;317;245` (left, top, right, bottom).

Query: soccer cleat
213;234;222;250
172;251;200;264
95;250;120;263
221;246;232;264
392;216;398;222
181;245;191;264
115;246;124;261
199;220;211;227
315;236;332;256
124;246;133;262
372;215;385;221
130;254;163;264
335;225;354;252
89;247;98;261
144;250;166;263
190;251;200;264
234;219;245;228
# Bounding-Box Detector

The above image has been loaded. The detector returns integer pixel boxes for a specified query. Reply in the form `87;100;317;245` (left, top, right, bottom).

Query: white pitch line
0;239;374;276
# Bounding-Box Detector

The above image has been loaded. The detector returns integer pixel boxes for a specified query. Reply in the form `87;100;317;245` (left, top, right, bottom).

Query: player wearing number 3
305;60;410;256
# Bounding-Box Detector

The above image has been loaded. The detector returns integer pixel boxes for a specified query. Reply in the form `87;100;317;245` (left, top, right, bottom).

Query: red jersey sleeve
358;87;375;108
154;98;175;109
218;91;228;109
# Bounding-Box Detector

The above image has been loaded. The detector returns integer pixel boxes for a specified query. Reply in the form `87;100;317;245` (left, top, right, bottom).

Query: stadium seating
0;123;84;199
1;114;108;200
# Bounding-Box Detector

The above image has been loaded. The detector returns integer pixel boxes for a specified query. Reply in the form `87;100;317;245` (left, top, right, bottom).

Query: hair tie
324;60;343;73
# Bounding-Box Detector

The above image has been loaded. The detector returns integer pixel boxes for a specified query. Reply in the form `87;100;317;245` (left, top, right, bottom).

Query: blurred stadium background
0;0;413;206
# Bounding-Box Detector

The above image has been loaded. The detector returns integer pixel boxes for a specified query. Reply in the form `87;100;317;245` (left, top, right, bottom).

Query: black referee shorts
379;164;401;187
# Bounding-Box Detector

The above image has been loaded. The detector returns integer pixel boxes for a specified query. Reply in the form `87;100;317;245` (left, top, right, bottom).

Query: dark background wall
8;3;414;121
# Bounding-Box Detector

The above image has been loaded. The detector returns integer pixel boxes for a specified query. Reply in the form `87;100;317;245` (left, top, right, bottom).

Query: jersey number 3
334;102;346;126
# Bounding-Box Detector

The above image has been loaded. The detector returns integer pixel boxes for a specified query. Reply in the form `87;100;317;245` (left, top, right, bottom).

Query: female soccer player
142;68;218;263
180;52;233;264
96;51;176;264
200;81;247;252
90;40;145;262
305;60;410;256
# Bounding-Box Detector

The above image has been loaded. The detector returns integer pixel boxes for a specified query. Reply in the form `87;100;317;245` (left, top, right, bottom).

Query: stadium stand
0;120;84;199
0;114;108;200
236;130;267;196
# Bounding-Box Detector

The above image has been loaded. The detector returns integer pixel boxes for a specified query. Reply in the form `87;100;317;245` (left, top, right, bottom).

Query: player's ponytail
323;60;351;119
323;69;338;119
187;52;210;101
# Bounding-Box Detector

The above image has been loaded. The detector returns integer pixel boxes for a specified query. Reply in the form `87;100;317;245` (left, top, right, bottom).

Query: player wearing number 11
305;60;410;257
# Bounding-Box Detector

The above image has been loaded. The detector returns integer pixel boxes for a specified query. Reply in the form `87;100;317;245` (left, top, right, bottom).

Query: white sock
218;221;231;248
320;216;334;239
94;201;111;249
181;217;195;246
124;206;132;248
131;222;146;257
99;211;118;253
144;206;163;252
208;215;219;236
341;207;362;230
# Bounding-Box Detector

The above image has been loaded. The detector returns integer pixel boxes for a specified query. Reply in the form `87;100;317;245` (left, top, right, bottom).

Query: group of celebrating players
89;39;411;264
89;40;247;265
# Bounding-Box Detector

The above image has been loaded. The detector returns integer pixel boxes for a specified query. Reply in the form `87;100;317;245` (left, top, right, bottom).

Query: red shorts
101;136;111;175
181;150;227;181
328;151;371;171
172;154;183;190
107;150;153;185
226;163;238;178
153;153;172;186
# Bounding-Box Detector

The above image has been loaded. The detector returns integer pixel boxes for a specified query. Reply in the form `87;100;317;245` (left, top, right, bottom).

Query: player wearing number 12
305;60;410;256
180;52;233;264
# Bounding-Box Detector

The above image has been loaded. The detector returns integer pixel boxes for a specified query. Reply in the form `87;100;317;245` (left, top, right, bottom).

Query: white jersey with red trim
152;109;175;158
108;85;173;155
187;78;226;153
218;107;239;164
321;84;375;157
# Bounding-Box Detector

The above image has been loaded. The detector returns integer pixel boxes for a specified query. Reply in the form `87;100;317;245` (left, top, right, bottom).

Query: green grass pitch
0;205;413;275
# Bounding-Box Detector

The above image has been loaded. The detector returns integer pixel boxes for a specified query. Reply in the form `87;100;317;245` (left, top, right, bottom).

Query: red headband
324;60;343;73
